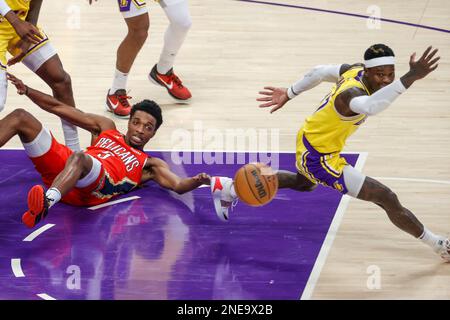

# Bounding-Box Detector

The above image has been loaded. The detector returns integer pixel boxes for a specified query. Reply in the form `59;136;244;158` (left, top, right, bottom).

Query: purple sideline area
0;150;358;300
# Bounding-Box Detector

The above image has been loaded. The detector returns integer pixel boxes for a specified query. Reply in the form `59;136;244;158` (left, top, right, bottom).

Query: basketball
233;163;278;206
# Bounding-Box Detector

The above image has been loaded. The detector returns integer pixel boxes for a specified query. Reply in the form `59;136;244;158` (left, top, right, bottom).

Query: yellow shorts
0;25;51;70
295;130;349;194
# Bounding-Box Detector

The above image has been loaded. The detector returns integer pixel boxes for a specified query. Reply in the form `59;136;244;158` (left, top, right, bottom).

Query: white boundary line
88;196;141;210
373;177;450;185
11;258;25;277
36;293;56;300
23;224;56;242
300;152;368;300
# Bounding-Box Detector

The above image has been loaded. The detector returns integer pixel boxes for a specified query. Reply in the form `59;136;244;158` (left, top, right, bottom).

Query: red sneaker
106;89;132;118
149;64;192;101
22;185;49;228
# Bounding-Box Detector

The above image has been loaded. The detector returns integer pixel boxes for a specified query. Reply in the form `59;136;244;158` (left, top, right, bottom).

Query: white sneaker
435;238;450;262
211;176;238;222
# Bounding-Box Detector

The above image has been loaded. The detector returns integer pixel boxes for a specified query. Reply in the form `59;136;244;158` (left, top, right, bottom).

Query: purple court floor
0;150;360;300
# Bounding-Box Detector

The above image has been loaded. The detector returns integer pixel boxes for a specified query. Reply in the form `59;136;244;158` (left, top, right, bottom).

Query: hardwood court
2;0;449;299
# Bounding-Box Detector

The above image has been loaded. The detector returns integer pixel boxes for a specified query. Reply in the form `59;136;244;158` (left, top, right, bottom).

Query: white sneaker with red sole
211;177;238;222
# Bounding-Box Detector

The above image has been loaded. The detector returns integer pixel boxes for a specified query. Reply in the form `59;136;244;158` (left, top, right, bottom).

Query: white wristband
0;1;11;16
349;79;406;116
287;86;298;100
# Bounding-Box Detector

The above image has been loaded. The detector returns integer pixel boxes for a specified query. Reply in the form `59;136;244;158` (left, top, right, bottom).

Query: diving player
256;44;449;262
4;73;235;228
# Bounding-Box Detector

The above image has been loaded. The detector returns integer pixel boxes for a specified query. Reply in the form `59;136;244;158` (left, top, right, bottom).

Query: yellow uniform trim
320;156;340;178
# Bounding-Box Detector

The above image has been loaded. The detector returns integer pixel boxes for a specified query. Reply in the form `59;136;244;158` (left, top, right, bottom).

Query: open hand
408;46;440;80
257;86;289;113
6;73;27;95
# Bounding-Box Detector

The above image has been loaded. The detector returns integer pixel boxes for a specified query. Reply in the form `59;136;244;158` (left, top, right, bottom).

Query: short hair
130;99;163;130
364;44;395;60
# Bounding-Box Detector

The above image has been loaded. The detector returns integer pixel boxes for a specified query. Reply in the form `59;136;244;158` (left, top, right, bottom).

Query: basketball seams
255;164;272;199
234;167;246;201
245;164;263;205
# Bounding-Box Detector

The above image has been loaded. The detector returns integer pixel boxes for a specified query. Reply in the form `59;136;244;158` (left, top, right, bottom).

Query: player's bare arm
7;73;115;137
27;0;43;25
334;86;367;117
142;157;210;194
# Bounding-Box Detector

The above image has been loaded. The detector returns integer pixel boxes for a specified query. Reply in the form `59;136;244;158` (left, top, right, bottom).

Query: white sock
419;227;443;252
46;187;62;208
110;68;128;94
157;0;192;74
61;119;80;151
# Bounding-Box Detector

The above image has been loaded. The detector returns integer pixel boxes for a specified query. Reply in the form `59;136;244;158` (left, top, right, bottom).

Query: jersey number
97;151;114;160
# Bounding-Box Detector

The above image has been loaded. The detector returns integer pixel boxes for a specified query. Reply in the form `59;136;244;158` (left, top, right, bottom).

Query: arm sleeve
287;64;342;99
0;1;11;16
349;79;407;116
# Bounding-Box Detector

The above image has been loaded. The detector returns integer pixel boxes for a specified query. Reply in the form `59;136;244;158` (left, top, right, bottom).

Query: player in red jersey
3;73;236;228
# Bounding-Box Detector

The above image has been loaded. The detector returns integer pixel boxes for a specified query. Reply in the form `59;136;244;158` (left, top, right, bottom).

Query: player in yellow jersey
0;0;80;151
256;44;449;262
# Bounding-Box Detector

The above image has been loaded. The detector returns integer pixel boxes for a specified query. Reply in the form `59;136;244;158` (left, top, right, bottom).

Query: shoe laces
168;73;184;88
231;198;239;211
115;90;132;107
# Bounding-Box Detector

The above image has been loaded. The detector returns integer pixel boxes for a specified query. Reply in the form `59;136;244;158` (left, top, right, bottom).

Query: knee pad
163;0;192;31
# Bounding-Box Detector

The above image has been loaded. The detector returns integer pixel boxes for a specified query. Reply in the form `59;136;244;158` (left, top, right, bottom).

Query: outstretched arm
7;73;115;135
145;157;210;194
258;64;349;113
286;64;346;99
340;46;440;116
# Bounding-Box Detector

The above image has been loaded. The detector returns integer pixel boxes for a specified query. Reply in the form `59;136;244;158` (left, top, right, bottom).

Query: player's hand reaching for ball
257;87;290;113
193;173;211;185
6;73;27;95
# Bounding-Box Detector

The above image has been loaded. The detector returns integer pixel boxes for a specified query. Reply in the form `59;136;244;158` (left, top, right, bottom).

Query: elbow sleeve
287;64;341;99
0;1;11;16
349;80;406;115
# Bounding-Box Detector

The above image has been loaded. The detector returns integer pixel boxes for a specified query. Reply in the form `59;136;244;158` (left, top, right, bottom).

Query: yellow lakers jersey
299;66;370;154
0;0;30;28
